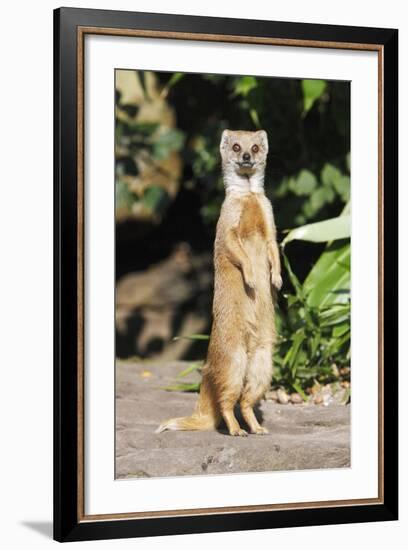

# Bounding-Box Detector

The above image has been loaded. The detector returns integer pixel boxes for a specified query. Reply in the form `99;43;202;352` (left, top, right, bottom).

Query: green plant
274;210;350;394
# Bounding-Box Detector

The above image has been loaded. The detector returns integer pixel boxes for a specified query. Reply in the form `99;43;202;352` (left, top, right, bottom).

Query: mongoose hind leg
240;346;272;435
210;346;248;436
221;405;248;437
240;400;268;435
219;380;248;436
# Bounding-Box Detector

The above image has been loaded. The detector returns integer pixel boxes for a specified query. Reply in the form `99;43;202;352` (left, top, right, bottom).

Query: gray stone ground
116;360;350;479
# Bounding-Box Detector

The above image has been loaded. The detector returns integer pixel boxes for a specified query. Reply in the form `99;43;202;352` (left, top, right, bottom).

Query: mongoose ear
220;129;230;152
257;130;269;153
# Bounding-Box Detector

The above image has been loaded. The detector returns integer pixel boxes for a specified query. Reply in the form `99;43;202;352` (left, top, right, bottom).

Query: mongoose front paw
251;426;269;435
230;428;248;437
245;280;255;293
271;272;282;290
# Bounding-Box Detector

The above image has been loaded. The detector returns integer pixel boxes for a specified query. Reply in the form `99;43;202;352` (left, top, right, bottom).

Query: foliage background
115;69;351;396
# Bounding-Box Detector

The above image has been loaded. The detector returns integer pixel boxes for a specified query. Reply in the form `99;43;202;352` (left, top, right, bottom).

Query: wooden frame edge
79;497;383;523
77;24;85;523
377;45;385;504
78;25;383;51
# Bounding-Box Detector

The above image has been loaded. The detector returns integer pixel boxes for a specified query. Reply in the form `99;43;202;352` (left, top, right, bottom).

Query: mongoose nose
243;152;251;161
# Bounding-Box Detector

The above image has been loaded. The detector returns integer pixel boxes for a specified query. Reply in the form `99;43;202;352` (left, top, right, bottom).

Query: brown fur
156;130;281;436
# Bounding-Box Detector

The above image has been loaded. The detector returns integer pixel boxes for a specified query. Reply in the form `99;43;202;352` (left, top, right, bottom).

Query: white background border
85;34;378;516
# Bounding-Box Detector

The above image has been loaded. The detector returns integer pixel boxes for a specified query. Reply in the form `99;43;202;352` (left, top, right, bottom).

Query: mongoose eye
252;144;259;153
232;143;241;153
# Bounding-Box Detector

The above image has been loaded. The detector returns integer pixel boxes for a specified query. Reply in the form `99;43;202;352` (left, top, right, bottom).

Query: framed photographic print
54;7;398;542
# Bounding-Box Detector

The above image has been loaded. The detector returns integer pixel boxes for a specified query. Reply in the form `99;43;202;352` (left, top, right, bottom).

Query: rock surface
116;361;350;479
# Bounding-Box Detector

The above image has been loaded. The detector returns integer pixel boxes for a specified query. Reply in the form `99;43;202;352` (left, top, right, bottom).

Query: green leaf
164;382;200;392
160;72;185;98
291;170;317;196
326;331;351;354
321;163;341;187
321;163;350;202
115;180;136;212
284;330;305;377
234;76;258;97
321;312;350;328
332;323;350;337
311;187;331;209
309;333;321;357
286;294;301;308
320;304;350;327
333;175;350;202
301;79;327;114
292;382;308;401
282;215;350;247
304;242;350;308
249;108;261;128
176;361;203;378
341;200;351;216
282;250;304;300
295;365;333;379
142;186;170;216
152;128;185;160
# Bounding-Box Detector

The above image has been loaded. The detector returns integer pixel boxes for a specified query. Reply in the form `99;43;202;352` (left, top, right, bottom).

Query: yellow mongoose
156;130;282;436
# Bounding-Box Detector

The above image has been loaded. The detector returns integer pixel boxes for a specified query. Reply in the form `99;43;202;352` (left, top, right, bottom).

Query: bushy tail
155;413;216;433
155;375;220;434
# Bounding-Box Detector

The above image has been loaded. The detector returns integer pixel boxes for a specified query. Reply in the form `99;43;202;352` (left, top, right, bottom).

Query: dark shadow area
21;521;53;539
116;187;214;280
115;311;145;358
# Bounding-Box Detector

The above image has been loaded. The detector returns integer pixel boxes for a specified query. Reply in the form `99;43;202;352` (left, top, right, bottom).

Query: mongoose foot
230;428;248;437
245;279;255;291
271;273;282;290
251;426;269;435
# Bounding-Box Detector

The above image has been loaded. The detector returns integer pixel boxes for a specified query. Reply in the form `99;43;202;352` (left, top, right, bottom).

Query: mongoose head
220;130;268;184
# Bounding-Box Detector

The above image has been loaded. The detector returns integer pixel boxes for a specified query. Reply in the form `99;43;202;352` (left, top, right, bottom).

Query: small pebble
323;393;333;406
140;370;153;378
277;388;289;404
314;395;323;405
265;390;278;401
290;393;303;404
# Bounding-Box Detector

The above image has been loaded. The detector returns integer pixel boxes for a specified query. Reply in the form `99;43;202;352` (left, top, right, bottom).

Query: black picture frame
54;7;398;542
